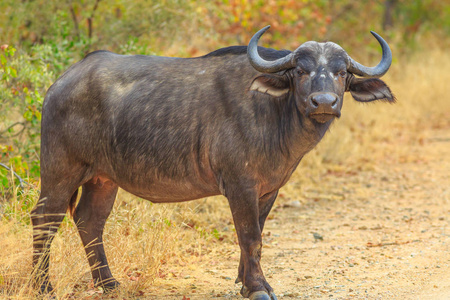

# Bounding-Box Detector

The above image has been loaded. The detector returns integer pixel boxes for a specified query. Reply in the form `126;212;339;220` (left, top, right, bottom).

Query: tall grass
0;45;449;298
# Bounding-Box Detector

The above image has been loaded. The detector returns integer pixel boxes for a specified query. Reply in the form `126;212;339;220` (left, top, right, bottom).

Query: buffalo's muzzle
307;92;341;123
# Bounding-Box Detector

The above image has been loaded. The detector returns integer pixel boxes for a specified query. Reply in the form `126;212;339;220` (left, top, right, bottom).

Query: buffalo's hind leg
31;167;89;294
74;177;119;291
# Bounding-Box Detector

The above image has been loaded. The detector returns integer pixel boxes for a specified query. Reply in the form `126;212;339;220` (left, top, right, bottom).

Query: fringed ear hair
348;77;396;103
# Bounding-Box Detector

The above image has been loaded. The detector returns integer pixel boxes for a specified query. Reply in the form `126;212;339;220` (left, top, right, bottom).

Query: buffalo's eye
297;69;307;76
338;70;347;77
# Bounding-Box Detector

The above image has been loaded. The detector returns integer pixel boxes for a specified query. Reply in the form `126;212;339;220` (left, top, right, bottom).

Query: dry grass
0;46;449;299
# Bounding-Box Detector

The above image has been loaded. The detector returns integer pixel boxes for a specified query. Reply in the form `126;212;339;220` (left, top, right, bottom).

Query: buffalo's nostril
331;97;338;107
311;97;319;108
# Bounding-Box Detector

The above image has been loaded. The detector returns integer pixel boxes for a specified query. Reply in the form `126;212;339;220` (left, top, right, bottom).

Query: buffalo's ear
249;74;290;97
348;77;395;103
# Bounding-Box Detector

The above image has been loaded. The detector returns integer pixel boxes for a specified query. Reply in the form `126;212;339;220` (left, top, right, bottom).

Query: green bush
0;44;64;196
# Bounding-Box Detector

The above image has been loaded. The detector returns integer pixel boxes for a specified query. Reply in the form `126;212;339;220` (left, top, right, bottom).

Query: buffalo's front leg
227;187;277;300
236;191;278;286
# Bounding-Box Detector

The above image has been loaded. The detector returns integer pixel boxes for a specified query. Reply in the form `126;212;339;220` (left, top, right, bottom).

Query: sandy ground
135;127;449;300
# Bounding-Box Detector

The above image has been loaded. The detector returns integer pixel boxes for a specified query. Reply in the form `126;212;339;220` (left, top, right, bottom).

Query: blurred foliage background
0;0;449;200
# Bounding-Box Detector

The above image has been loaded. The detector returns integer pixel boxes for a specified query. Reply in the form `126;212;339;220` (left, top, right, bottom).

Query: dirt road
144;127;449;300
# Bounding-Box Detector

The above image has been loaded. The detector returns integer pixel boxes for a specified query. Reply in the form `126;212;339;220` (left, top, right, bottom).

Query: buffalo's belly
116;177;221;203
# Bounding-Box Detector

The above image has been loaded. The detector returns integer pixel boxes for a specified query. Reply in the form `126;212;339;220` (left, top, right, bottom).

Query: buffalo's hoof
241;286;277;299
249;291;271;300
40;284;54;294
35;280;54;295
97;279;120;293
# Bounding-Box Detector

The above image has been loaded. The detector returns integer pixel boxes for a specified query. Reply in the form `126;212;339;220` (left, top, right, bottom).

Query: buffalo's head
248;26;395;124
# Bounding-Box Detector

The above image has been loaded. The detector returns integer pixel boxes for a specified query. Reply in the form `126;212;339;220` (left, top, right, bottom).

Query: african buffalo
32;26;394;299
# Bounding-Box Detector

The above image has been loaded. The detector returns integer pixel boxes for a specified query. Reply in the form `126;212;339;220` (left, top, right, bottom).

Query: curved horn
247;25;295;73
347;31;392;78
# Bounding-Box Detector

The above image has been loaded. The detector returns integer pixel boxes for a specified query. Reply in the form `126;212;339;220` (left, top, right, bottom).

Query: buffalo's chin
309;113;337;123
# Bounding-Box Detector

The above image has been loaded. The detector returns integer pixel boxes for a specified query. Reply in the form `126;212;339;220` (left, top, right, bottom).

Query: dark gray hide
32;26;394;300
